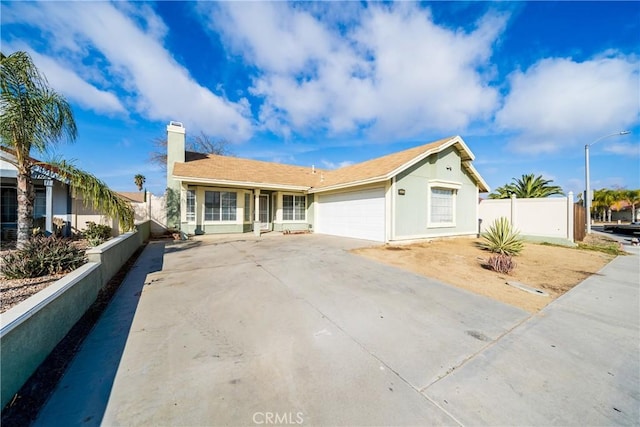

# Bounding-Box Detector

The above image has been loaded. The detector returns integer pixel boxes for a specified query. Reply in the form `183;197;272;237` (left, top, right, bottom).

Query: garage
315;187;386;242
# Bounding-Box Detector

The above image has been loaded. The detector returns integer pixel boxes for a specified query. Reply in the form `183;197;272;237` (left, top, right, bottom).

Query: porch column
44;179;53;235
254;189;261;236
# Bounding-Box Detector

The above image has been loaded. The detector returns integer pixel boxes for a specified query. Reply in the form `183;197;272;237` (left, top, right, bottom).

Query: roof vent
312;165;316;174
169;121;184;127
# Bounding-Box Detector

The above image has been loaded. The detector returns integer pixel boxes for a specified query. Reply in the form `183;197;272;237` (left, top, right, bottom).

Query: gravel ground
0;239;90;314
1;275;66;313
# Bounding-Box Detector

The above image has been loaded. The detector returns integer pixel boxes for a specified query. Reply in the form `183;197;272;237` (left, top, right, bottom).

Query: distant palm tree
623;189;640;222
134;174;146;191
1;51;133;247
489;174;564;199
592;188;623;222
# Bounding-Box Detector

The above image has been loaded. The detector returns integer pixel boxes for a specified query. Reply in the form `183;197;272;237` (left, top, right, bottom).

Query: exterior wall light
398;189;406;195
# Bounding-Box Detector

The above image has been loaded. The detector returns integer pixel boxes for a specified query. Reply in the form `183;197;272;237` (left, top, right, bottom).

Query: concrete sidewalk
32;236;639;426
426;251;640;425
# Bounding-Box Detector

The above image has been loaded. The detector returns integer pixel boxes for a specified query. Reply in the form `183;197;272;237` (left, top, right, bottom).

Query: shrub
0;236;86;279
84;221;112;246
479;217;524;256
487;254;516;274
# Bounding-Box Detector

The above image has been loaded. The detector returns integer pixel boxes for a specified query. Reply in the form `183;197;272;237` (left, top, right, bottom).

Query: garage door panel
316;188;385;242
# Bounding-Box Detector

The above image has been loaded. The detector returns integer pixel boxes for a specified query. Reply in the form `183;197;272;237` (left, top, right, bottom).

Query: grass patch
538;242;573;249
538;240;626;256
576;242;627;256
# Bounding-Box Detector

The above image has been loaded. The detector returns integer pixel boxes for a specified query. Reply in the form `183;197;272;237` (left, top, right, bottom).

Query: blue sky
1;1;638;196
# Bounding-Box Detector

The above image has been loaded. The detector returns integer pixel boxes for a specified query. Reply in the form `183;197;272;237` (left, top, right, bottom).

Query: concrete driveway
34;233;639;426
34;234;526;425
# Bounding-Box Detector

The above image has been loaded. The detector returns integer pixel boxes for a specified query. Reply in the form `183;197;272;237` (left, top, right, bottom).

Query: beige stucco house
167;122;489;242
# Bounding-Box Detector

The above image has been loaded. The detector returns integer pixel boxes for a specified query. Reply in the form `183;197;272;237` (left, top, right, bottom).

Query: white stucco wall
479;195;574;240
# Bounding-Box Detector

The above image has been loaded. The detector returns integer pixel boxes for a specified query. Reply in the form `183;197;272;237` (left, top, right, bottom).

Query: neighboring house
0;146;72;239
70;192;146;237
72;191;169;237
0;147;150;239
167;122;489;243
70;193;121;237
610;201;640;223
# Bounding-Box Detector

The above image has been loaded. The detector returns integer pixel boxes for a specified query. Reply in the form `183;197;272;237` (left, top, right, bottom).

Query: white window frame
427;180;461;228
186;189;196;222
203;190;237;223
282;194;306;222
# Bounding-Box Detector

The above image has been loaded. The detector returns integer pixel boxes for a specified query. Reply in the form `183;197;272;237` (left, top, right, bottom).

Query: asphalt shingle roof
172;136;485;191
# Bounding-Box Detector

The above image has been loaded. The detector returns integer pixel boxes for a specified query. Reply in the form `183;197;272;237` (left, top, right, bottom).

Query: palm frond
43;159;135;231
488;173;564;199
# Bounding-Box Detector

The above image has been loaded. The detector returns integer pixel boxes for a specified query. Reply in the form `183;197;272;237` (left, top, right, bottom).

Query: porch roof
173;153;323;189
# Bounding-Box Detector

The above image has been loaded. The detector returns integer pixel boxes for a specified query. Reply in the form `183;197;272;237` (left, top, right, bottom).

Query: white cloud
16;47;126;115
603;142;640;156
496;55;639;153
198;2;506;140
3;1;253;142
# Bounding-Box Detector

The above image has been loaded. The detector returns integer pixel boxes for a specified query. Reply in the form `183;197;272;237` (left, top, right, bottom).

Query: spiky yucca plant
480;217;524;256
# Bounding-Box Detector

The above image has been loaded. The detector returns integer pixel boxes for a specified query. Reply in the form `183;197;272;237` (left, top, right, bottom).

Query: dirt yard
353;237;618;313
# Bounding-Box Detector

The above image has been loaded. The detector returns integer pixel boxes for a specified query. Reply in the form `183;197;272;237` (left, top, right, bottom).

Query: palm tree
1;51;133;247
488;185;515;200
623;189;640;222
591;188;623;223
134;174;146;191
488;174;564;199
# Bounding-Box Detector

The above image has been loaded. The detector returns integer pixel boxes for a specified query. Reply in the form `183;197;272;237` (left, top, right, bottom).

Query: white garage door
315;187;386;242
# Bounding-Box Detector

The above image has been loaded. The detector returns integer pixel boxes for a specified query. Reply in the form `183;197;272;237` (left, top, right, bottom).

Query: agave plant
480;217;524;256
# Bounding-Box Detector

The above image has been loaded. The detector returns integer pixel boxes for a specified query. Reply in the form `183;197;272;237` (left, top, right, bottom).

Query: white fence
479;193;575;242
132;193;167;236
72;193;167;237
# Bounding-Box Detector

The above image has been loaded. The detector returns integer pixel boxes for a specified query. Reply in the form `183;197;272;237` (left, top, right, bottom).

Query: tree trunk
16;169;34;248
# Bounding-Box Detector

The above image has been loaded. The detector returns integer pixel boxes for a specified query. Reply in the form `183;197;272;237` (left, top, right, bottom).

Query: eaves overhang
308;176;388;194
173;175;311;192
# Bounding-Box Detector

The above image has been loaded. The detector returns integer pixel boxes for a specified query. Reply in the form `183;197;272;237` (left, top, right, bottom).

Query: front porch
179;184;312;236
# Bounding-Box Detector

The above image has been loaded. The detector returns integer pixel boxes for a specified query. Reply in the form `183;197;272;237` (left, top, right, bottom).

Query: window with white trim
430;188;454;224
244;193;251;222
204;191;237;221
186;190;196;222
283;195;306;221
427;180;460;228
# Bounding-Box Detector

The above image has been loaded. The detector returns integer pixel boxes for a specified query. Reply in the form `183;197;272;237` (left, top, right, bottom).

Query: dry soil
353;237;617;313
